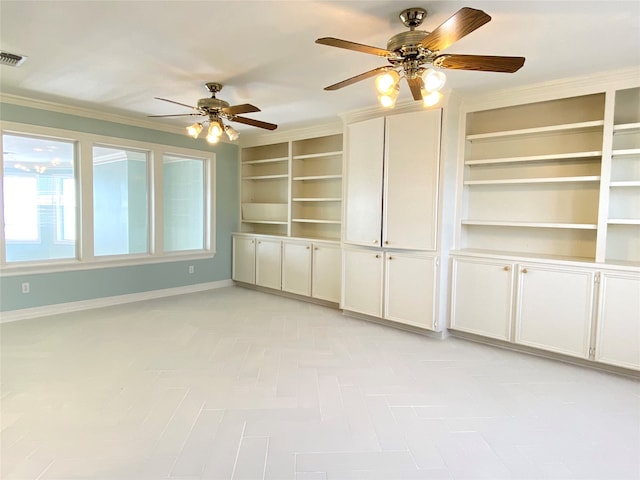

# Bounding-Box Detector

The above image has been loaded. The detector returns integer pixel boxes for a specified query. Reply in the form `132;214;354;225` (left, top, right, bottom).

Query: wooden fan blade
232;116;278;131
406;77;424;101
316;37;391;57
324;66;390;91
421;7;491;52
223;103;261;115
435;54;525;73
147;113;201;118
154;97;197;109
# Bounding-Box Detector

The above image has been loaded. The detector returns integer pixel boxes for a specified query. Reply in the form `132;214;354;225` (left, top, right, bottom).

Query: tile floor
1;286;639;480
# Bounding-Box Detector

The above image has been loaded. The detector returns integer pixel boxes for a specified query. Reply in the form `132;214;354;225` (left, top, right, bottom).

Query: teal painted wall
0;102;239;311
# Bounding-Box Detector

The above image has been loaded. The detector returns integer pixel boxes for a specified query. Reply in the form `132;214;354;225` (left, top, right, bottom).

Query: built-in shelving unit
605;87;640;264
240;142;290;235
460;93;606;261
239;132;343;241
290;133;343;240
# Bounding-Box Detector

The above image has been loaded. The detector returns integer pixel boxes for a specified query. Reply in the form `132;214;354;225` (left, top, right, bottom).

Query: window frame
0;121;216;276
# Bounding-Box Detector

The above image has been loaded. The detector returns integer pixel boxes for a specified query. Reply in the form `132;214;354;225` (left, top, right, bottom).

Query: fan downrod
399;7;427;29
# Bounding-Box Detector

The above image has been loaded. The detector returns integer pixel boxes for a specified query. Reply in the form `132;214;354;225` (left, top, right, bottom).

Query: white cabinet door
450;257;515;341
595;272;640;370
282;240;312;296
384;252;438;330
342;247;384;317
515;264;594;358
232;235;255;284
383;109;441;251
255;238;282;290
344;117;385;246
312;243;341;303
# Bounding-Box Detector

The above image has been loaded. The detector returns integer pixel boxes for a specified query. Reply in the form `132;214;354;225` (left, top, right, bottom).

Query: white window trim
0;120;216;276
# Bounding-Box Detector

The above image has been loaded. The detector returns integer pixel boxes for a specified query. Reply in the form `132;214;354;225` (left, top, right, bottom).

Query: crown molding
238;119;343;147
0;92;235;145
458;66;640;113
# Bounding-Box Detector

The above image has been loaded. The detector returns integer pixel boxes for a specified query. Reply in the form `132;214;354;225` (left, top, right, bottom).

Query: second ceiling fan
316;7;525;107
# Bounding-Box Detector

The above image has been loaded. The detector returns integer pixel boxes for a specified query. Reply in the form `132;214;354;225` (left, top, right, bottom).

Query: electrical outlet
188;265;194;274
21;282;30;294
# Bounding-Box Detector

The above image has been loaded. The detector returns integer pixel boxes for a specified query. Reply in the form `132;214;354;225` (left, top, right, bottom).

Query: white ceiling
1;1;639;136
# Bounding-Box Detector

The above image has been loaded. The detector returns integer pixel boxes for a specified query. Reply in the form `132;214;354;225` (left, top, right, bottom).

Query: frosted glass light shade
186;123;203;138
422;68;446;92
422;90;443;107
375;70;400;94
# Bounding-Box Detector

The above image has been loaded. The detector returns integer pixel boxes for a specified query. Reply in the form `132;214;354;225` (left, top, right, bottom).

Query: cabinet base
233;281;339;309
341;309;446;340
448;329;640;378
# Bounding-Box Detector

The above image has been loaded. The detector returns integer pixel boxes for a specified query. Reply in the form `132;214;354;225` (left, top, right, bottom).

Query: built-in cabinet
344;109;441;250
342;246;438;330
450;257;515;341
281;239;341;302
515;264;594;359
594;272;640;370
341;108;443;331
232;233;341;304
451;254;639;369
452;84;640;371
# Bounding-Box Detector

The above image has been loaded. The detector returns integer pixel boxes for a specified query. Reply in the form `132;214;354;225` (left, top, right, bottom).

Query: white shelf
242;219;288;225
465;151;602;166
292;197;341;202
466;120;604;142
462;220;598;230
291;219;341;224
242;174;288;180
293;151;342;160
607;219;640;225
464;176;600;186
610;181;640;187
613;123;640;133
292;175;342;181
612;148;640;158
242;157;289;165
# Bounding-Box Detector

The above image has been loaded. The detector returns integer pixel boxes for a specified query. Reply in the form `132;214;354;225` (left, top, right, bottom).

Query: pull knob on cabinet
503;265;510;271
522;268;528;274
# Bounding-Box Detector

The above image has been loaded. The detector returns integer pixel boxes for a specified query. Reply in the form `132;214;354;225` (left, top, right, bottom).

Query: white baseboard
0;280;234;323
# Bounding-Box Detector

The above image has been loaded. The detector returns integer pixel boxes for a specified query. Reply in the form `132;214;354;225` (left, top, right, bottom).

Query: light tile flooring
1;286;639;480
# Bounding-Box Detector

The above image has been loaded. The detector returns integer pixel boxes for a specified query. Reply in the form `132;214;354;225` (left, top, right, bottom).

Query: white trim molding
0;279;234;323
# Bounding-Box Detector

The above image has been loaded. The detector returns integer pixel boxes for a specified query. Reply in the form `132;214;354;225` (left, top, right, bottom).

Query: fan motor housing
387;30;430;55
197;97;230;110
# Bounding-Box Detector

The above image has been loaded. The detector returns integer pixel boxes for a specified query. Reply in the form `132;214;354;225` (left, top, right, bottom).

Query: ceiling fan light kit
316;6;525;109
148;82;278;143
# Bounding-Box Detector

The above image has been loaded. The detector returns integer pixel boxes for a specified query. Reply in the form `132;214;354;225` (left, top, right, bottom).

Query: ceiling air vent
0;51;27;67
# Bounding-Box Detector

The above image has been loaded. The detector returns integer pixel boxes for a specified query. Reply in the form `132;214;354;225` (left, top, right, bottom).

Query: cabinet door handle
503;265;510;271
314;247;319;251
388;256;393;260
375;254;381;259
258;241;262;244
521;268;528;274
306;246;310;250
384;241;389;245
373;240;378;244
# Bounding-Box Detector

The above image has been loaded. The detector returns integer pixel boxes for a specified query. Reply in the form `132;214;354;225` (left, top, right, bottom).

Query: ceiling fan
149;82;277;143
316;7;525;107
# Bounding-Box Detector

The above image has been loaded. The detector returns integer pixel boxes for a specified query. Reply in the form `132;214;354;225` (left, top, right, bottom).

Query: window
163;155;206;252
1;125;215;270
2;133;76;263
93;145;149;256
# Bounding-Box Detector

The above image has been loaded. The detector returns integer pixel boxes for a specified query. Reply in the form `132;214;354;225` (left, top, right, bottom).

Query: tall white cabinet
450;83;640;371
342;108;443;331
